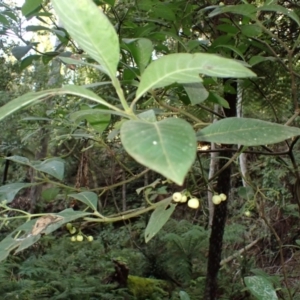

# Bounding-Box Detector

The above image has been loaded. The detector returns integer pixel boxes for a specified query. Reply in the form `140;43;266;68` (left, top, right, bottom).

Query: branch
220;237;262;266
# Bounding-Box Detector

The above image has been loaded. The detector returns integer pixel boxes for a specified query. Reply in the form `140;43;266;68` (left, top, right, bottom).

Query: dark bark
29;127;48;213
203;80;237;300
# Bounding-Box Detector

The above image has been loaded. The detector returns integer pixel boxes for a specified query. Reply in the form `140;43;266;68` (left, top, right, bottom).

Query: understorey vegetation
1;0;300;299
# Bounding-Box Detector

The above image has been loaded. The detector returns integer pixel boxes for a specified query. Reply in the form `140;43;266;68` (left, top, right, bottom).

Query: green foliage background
1;0;300;299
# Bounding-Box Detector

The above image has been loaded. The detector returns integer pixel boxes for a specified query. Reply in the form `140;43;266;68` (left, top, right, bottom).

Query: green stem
112;78;132;114
85;197;172;223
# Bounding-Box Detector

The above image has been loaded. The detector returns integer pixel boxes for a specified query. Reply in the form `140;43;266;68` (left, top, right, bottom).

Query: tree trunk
208;105;220;227
237;81;248;187
203;80;237;300
29;23;64;212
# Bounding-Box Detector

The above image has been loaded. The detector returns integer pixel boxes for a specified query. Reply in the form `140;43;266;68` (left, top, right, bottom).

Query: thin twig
220;237;262;266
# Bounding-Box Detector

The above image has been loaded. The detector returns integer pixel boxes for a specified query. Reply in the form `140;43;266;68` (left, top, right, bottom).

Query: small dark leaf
206;92;229;108
11;45;32;60
0;14;9;26
68;192;98;211
26;25;50;32
22;0;43;17
2;11;18;22
20;54;40;70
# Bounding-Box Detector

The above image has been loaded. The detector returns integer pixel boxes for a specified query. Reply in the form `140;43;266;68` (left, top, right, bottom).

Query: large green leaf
32;158;65;181
7;156;64;181
244;276;278;300
0;183;32;203
60;85;116;109
135;53;256;100
257;5;300;26
0;85;118;122
21;0;43;17
43;209;91;234
6;155;29;165
0;219;43;262
52;0;119;78
208;4;257;18
145;197;176;243
197;117;300;146
121;118;197;185
0;89;54;120
0;209;91;262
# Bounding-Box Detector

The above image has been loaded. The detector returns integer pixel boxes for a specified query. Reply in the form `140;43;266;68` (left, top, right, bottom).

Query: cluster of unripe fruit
66;223;93;242
212;193;227;205
172;192;200;209
172;192;228;209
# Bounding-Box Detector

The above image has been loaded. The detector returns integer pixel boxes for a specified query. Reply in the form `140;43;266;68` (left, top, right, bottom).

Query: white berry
244;211;251;217
188;198;200;209
87;236;94;242
76;235;83;242
69;227;76;234
172;192;182;202
212;195;222;205
180;195;188;203
219;193;227;201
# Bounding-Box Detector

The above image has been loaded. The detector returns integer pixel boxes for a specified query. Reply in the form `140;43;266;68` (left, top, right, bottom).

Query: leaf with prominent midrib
257;5;300;27
52;0;119;78
197;117;300;146
0;209;91;262
244;276;278;300
208;4;257;18
0;183;32;203
0;85;117;122
121;118;197;185
32;158;65;181
145;197;176;243
6;156;65;180
135;53;256;100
